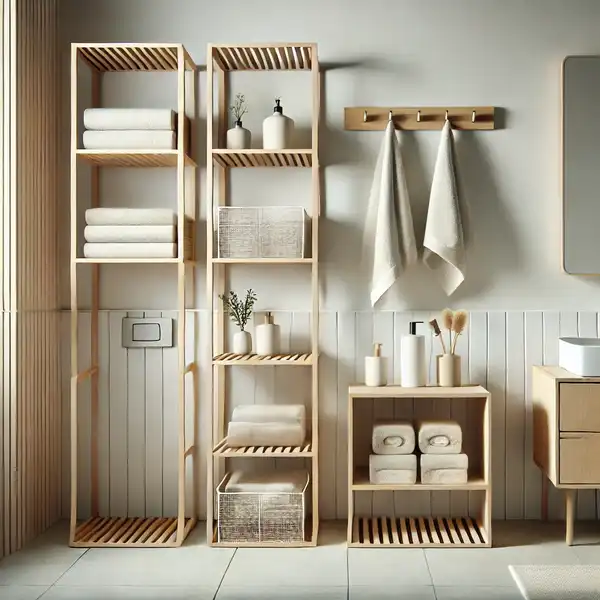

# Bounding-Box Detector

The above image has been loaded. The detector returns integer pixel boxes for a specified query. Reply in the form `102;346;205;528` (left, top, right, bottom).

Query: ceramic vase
437;354;461;387
226;121;251;149
233;330;252;354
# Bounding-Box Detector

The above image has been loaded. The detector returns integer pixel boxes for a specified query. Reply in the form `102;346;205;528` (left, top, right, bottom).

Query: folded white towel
420;453;468;484
369;454;417;484
82;130;176;150
84;225;176;244
364;120;417;306
83;108;176;131
231;404;305;425
85;208;176;226
225;469;308;493
226;421;305;447
83;243;176;259
423;120;465;296
372;421;415;455
417;420;462;454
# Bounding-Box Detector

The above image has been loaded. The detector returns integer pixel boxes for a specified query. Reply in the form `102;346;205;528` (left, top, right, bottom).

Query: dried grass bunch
431;308;468;355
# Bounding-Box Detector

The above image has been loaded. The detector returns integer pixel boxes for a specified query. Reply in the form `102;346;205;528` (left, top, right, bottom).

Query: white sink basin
559;337;600;376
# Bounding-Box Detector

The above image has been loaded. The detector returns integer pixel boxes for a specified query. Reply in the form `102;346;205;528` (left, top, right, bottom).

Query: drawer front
560;383;600;431
560;435;600;484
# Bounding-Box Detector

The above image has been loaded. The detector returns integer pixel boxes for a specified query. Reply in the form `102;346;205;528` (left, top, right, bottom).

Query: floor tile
217;586;347;600
0;587;48;600
435;586;523;599
56;526;234;589
349;585;435;599
0;523;87;585
348;548;432;587
222;544;347;587
42;587;215;599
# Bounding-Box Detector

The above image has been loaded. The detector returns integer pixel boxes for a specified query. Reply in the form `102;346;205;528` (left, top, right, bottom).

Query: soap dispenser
365;343;387;387
400;321;426;387
255;312;281;356
262;97;294;150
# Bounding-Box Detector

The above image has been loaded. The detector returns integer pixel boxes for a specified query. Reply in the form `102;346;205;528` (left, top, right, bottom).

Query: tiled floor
1;520;599;599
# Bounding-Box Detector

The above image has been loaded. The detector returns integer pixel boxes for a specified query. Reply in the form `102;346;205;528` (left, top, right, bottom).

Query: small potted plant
226;93;251;150
219;289;257;354
430;309;468;387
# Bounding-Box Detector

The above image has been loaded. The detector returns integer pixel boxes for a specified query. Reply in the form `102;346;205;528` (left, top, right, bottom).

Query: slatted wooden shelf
212;149;312;168
75;258;184;264
76;43;195;72
211;521;317;548
211;44;314;71
71;517;196;548
213;352;313;366
212;258;313;264
350;517;489;548
352;468;488;491
77;150;197;168
213;439;313;457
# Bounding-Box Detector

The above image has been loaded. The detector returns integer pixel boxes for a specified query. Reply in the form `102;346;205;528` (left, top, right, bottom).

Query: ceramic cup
437;354;461;387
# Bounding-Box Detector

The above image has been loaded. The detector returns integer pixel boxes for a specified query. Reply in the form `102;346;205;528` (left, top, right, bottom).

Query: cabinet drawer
560;435;600;484
560;383;600;431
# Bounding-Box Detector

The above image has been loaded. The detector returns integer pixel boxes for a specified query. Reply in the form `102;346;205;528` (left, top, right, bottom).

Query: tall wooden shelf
69;43;198;548
206;43;321;547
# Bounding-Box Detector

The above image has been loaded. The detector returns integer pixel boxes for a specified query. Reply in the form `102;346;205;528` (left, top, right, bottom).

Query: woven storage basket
217;471;309;544
217;206;310;259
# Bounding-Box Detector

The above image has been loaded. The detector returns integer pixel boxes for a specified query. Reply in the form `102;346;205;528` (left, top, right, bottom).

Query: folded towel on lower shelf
231;404;305;425
83;243;177;259
226;421;305;448
420;453;468;484
225;469;309;493
372;421;415;455
417;419;462;454
369;454;417;484
84;225;176;243
83;108;176;131
85;208;176;226
82;129;176;150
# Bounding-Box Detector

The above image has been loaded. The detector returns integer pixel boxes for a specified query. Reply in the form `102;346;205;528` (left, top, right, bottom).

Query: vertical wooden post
566;489;576;546
347;392;354;544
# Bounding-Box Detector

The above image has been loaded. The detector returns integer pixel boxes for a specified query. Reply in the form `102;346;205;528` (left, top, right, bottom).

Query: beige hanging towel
364;120;417;306
423;120;465;295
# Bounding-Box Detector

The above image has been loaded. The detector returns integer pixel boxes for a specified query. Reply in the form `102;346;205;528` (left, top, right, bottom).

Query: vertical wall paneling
97;312;110;516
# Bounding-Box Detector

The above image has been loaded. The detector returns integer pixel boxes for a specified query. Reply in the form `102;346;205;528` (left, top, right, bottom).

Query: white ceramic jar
233;331;252;354
263;98;294;149
255;312;280;355
226;121;251;149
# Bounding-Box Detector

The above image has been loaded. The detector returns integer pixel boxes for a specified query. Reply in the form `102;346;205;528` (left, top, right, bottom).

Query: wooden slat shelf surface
71;517;196;548
212;149;312;168
213;439;313;457
76;43;196;72
349;384;490;398
352;468;488;491
77;150;197;168
75;258;187;264
213;352;313;366
350;516;489;548
211;44;314;71
212;257;313;264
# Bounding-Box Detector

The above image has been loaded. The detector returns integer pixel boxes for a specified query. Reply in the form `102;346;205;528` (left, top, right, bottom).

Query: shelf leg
565;489;576;546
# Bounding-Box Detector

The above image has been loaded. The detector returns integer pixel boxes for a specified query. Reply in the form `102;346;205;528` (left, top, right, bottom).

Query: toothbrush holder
437;354;461;387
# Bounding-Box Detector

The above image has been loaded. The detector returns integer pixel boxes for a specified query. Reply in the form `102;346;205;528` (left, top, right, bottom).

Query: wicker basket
217;206;310;259
217;471;309;544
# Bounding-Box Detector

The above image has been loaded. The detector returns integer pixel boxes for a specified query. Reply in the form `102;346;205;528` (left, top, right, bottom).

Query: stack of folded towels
82;108;177;150
227;404;306;447
83;208;178;259
418;420;468;484
369;421;417;484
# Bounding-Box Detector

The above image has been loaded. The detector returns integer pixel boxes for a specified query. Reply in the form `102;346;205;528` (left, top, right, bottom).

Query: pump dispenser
255;312;281;356
400;321;426;387
262;97;294;149
365;343;387;387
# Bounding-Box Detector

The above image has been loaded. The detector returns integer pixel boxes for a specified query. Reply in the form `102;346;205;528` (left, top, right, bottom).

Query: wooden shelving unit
206;43;320;547
70;43;198;548
347;385;492;548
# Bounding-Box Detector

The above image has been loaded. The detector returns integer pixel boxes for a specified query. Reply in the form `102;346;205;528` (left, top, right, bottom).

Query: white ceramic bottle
365;343;387;387
255;312;280;355
400;321;426;387
226;120;251;149
262;98;294;149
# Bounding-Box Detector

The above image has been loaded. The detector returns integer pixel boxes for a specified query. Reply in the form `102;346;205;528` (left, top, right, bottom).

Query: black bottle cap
274;98;283;113
409;321;423;335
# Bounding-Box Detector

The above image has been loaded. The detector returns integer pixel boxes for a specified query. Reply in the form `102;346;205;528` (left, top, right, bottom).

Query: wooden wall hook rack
344;106;495;131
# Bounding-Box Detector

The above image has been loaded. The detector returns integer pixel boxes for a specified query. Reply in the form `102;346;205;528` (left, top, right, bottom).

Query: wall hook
472;110;476;123
388;110;393;121
363;110;367;123
416;110;421;123
445;110;449;121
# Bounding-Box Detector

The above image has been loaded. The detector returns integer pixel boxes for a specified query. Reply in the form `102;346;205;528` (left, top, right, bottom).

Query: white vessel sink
559;337;600;376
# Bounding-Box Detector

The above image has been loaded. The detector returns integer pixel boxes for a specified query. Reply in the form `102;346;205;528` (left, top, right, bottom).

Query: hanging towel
364;121;417;306
423;120;465;295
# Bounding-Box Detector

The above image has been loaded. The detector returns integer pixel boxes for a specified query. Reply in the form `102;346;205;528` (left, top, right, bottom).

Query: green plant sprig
219;289;257;331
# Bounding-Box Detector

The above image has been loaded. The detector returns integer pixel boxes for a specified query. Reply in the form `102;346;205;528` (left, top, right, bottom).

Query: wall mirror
563;56;600;275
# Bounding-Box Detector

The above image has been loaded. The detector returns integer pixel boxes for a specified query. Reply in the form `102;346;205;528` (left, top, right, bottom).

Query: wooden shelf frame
69;43;199;548
206;43;321;548
212;352;313;366
347;386;492;548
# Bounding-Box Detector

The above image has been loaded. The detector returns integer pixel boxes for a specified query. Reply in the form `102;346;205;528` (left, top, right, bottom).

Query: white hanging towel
423;120;465;295
364;120;417;306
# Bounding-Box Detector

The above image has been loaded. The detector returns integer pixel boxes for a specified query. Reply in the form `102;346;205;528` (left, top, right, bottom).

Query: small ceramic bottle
262;98;294;149
365;343;387;387
255;312;280;356
226;120;251;149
